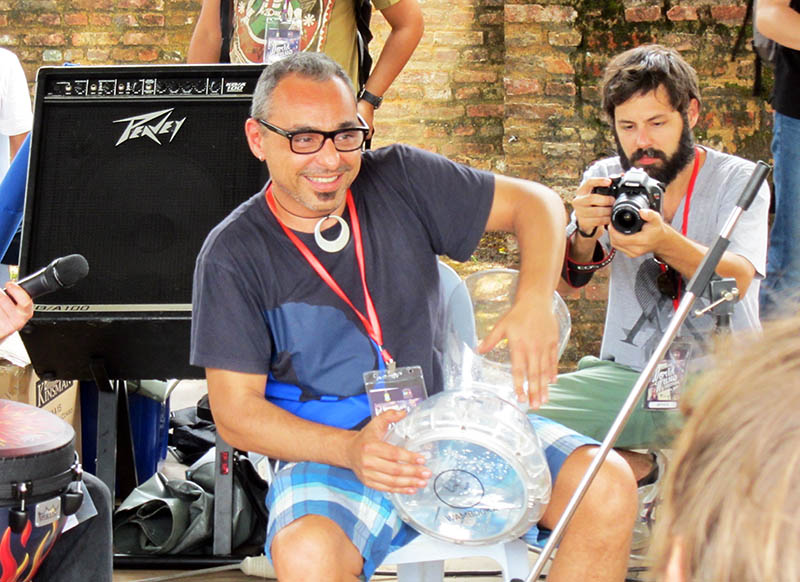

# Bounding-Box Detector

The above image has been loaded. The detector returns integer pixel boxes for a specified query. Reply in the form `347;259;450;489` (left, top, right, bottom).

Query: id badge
645;340;693;410
264;15;300;64
364;365;427;418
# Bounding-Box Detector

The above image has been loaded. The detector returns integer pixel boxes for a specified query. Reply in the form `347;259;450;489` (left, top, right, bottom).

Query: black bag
732;0;778;97
113;452;268;555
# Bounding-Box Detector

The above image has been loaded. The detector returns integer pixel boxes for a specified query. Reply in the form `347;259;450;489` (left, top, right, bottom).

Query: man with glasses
539;44;770;549
191;52;639;581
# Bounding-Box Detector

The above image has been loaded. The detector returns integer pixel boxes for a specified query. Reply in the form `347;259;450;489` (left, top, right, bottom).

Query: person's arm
206;368;431;493
0;282;33;341
609;209;756;296
8;132;28;162
357;0;424;134
187;0;224;63
756;0;800;50
477;175;566;409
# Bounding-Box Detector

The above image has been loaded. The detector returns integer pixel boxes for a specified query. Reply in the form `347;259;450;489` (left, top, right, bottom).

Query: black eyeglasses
657;264;682;300
256;115;369;154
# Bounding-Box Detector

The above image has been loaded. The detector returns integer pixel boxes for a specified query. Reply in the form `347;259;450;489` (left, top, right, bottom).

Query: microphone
16;254;90;299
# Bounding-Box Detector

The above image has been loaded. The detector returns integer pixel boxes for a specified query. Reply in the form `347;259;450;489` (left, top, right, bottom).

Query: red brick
90;14;113;26
122;31;168;45
71;32;117;46
64;13;88;26
466;104;504;118
138;48;160;61
666;5;698;21
625;5;661;22
23;33;67;47
710;5;747;23
504;78;542;96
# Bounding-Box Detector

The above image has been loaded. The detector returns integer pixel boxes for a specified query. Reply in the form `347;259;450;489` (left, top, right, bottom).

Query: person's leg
762;111;800;318
539;445;638;582
35;472;113;582
538;356;681;450
272;514;363;582
264;462;416;581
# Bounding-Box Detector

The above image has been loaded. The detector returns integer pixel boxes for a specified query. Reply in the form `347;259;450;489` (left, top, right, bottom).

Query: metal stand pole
516;161;770;582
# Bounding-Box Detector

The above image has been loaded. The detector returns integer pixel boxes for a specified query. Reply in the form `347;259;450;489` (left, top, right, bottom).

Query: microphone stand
516;161;771;582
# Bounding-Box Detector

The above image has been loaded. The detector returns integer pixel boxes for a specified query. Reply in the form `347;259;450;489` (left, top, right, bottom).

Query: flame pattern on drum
0;520;59;582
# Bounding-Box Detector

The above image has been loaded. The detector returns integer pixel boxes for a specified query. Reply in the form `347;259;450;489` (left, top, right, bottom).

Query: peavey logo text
114;108;186;146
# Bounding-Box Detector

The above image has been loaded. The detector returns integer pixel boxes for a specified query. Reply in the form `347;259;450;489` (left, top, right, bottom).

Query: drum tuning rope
131;555;276;581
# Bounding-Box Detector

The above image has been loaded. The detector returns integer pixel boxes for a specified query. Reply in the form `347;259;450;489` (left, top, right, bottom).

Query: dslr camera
594;167;665;234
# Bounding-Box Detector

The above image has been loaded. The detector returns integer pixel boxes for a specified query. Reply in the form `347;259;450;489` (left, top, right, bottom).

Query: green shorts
536;356;683;449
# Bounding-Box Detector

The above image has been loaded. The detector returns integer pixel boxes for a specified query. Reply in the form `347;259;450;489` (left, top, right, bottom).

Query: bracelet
576;224;597;238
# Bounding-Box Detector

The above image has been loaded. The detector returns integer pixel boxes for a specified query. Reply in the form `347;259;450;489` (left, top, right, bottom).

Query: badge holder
517;162;771;582
364;366;427;418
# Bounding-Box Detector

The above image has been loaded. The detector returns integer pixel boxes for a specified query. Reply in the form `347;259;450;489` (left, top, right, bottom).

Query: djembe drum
0;399;84;582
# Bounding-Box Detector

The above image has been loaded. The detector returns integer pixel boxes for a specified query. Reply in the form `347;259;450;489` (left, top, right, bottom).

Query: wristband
358;88;383;109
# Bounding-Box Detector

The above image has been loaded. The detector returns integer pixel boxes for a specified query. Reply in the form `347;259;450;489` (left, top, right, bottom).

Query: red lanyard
265;185;394;367
660;146;701;310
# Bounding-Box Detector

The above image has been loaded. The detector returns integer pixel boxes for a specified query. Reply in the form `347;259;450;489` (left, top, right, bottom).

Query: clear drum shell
384;388;552;545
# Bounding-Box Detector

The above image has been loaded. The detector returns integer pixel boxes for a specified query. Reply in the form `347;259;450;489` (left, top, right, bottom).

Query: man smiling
191;52;638;581
538;44;770;549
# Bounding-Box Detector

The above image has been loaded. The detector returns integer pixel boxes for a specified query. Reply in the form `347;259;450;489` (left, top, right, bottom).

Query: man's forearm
654;229;755;296
757;0;800;50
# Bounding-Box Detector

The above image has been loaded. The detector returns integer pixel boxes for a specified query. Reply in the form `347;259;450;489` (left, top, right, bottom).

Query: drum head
0;399;74;458
385;390;551;545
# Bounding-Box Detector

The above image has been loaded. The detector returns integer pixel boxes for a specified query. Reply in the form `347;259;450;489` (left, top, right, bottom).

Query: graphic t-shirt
230;0;399;87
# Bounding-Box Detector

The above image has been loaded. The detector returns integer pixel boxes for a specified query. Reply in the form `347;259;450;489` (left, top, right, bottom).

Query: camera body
594;167;665;234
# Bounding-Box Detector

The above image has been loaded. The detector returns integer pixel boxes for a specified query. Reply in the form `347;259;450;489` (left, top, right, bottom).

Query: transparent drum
384;388;551;545
442;268;571;405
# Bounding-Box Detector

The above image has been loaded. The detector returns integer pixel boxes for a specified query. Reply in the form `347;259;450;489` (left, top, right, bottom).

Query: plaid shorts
264;414;597;579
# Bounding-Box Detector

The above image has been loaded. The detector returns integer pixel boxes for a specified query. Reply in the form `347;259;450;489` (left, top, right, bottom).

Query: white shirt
0;47;33;180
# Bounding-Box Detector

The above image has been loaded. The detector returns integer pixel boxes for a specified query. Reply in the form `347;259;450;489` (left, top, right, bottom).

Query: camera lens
611;198;646;234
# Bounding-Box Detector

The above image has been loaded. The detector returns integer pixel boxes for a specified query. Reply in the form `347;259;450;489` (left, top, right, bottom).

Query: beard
616;114;696;185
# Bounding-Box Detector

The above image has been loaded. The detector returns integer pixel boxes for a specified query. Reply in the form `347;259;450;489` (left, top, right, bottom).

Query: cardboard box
0;332;82;457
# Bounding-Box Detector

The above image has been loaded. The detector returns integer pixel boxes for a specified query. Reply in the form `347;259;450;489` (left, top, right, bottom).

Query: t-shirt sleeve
717;162;770;279
0;53;32;136
190;234;273;374
360;145;495;262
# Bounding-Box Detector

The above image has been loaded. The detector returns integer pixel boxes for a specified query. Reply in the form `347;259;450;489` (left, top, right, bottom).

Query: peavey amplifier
18;64;270;381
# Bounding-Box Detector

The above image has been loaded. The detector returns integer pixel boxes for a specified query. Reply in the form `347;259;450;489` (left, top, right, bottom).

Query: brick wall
1;0;771;368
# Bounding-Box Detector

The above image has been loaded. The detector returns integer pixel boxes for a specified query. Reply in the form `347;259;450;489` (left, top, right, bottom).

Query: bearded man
536;44;770;549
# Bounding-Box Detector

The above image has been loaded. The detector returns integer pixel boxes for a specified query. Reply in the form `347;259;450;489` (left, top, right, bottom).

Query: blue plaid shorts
264;414;597;579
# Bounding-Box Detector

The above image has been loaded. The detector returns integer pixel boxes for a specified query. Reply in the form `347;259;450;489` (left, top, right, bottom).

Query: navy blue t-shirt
190;144;494;426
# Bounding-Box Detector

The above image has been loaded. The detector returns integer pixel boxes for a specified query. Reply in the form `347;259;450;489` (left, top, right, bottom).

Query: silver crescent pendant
314;215;350;253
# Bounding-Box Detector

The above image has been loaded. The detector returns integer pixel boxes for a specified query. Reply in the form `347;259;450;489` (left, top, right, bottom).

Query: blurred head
245;53;362;219
651;314;800;582
602;45;701;185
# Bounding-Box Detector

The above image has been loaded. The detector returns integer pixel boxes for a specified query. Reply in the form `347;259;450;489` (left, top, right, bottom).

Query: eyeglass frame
255;114;370;154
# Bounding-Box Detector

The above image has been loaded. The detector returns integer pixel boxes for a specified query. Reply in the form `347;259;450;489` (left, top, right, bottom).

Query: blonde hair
650;314;800;581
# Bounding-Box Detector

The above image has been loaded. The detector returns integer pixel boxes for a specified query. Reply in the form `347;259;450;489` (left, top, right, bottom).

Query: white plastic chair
382;534;531;582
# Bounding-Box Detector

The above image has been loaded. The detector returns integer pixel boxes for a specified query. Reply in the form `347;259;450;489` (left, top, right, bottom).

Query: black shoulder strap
220;0;233;63
355;0;373;91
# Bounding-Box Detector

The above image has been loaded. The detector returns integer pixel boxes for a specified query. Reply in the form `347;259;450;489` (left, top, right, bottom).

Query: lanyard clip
380;348;396;373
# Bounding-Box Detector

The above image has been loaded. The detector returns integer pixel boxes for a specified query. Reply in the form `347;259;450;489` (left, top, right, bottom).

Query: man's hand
608;208;671;258
345;409;431;494
0;282;33;341
571;177;614;236
477;295;559;409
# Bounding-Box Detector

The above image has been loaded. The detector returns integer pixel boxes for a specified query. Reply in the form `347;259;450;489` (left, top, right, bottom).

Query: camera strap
659;147;701;310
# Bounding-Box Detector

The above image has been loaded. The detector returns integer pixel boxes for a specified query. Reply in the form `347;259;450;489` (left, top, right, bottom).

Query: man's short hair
601;44;701;122
250;53;355;119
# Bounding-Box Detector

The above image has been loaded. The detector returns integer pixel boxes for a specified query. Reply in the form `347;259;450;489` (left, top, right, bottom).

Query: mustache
630;148;668;164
